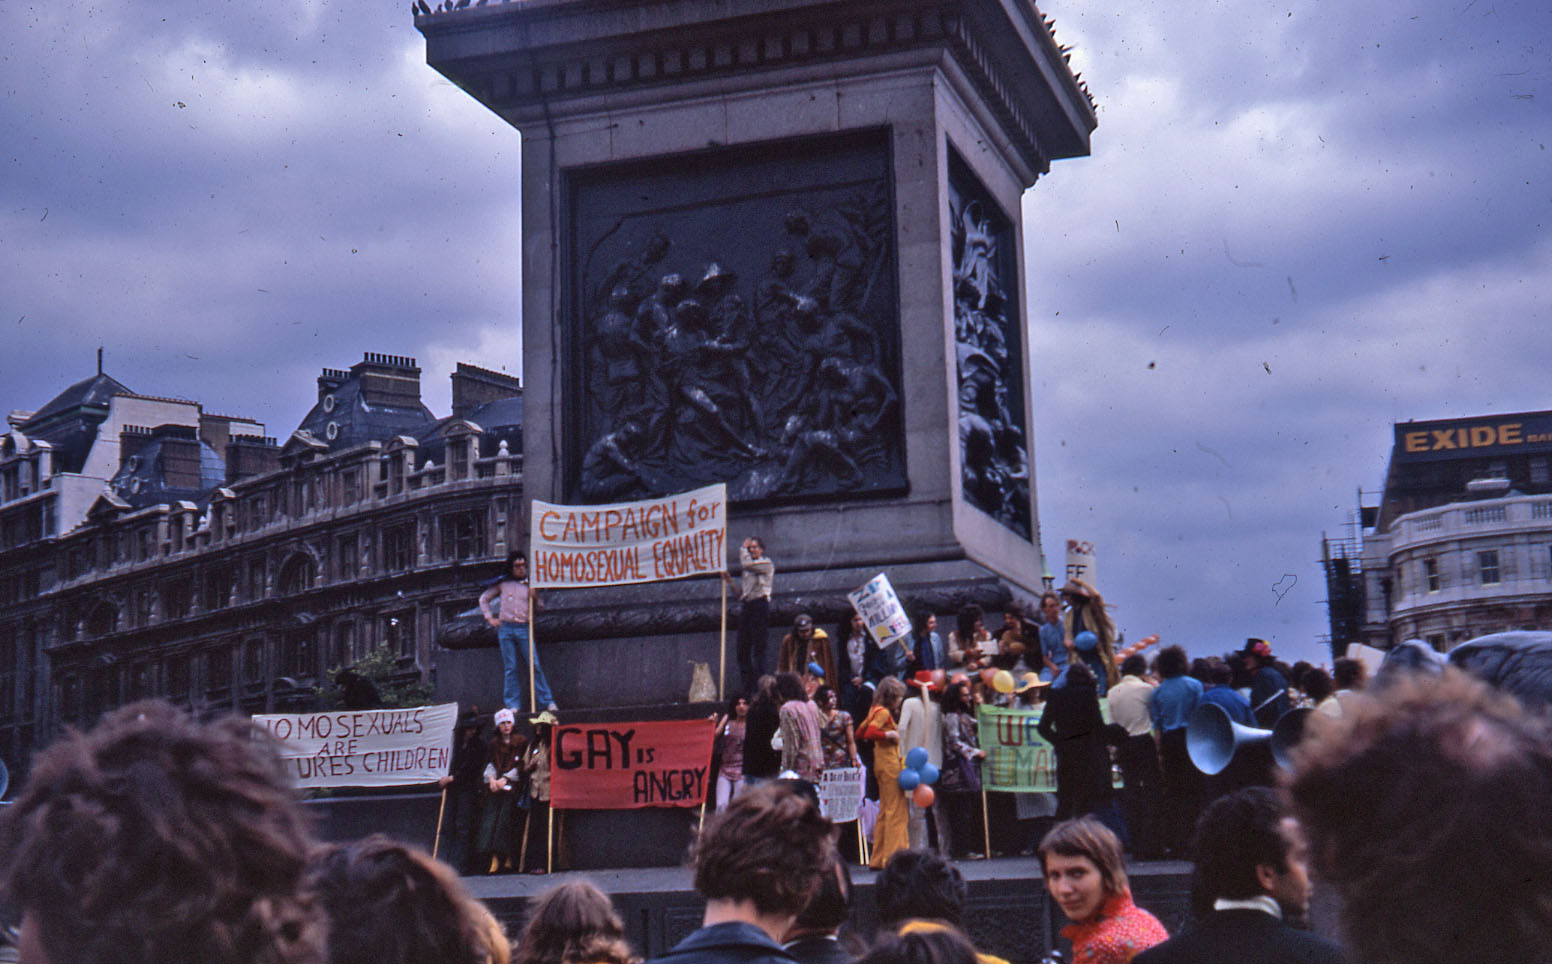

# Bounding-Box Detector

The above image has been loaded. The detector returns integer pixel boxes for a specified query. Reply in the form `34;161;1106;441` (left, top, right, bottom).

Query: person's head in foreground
0;700;325;964
875;849;967;928
1287;668;1552;964
854;928;979;964
690;781;835;939
1037;817;1130;925
307;834;510;964
515;880;636;964
1186;787;1311;921
784;846;852;943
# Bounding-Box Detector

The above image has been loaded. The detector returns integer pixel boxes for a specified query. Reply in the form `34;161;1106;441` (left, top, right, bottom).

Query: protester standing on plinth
780;614;837;685
475;707;528;873
938;674;987;859
437;709;489;874
1107;655;1162;860
859;676;910;868
1038;591;1069;682
778;672;825;784
522;711;566;873
1149;646;1203;858
480;551;558;713
1037;662;1115;823
743;675;783;788
1062;579;1118;694
713;694;749;811
899;673;945;854
723;536;774;697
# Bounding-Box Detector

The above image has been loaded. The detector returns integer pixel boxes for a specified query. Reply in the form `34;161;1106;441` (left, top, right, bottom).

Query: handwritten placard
253;703;459;789
530;484;727;588
548;719;716;810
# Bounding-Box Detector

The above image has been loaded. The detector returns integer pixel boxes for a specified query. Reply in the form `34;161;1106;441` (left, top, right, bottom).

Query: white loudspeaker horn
1186;703;1311;775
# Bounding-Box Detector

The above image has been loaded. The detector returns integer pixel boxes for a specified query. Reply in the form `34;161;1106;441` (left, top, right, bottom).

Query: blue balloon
807;661;825;678
1075;630;1099;652
918;762;940;785
905;746;930;770
897;767;922;790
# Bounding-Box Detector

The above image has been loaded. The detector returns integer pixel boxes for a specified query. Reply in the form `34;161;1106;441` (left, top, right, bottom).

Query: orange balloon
912;783;936;808
980;668;998;686
929;669;947;687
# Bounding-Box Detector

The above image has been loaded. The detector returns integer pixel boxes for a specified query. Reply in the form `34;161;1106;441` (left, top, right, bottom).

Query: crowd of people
3;647;1552;964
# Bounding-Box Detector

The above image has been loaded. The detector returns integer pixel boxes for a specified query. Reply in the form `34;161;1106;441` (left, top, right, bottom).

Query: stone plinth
420;0;1095;706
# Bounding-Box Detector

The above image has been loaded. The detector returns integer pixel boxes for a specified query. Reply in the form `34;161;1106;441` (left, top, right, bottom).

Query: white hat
494;708;516;726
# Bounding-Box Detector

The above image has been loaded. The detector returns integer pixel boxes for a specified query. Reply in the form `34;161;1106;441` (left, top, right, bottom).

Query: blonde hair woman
857;675;909;868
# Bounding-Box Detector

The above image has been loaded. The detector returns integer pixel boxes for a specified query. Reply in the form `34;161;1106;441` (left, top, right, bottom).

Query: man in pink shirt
479;551;558;713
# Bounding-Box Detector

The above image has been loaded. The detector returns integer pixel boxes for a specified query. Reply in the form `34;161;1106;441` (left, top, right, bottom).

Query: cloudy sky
3;1;1547;667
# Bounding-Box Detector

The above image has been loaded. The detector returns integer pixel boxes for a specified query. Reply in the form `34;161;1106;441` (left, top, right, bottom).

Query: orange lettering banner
549;719;715;810
529;484;727;588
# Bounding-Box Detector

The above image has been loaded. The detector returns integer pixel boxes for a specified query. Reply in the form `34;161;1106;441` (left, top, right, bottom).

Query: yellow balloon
992;669;1016;694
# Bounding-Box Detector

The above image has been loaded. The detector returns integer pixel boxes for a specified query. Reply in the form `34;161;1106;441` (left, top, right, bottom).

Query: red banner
549;719;716;810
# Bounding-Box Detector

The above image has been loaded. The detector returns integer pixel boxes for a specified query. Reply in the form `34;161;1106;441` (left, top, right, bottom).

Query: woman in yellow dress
857;675;909;868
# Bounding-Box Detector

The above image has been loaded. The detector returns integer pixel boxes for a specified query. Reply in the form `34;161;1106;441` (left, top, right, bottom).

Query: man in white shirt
898;672;945;854
1107;653;1162;859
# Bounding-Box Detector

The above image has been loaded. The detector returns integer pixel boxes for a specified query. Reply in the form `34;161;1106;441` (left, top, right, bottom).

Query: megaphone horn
1187;703;1314;775
1270;707;1312;770
1187;702;1269;775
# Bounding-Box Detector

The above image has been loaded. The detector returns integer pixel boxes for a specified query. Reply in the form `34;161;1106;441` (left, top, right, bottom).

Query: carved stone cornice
418;0;1094;177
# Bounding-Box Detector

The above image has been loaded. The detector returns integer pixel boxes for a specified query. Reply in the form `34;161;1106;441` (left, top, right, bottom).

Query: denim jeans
497;622;555;712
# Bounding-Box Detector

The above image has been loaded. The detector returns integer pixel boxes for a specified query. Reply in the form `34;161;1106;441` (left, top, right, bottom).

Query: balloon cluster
898;746;940;807
978;668;1017;693
1117;634;1160;660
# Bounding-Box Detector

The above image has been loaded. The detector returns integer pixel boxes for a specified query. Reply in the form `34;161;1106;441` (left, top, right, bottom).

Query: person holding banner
475;708;529;873
938;675;987;859
522;711;566;873
858;676;910;868
481;551;558;714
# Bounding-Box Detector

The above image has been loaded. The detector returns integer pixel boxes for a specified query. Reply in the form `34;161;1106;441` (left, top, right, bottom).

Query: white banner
818;766;867;822
848;572;912;648
530;484;727;589
1065;538;1097;588
253;703;458;789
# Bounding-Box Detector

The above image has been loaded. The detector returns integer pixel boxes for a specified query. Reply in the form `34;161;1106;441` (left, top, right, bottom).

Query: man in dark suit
1133;788;1346;964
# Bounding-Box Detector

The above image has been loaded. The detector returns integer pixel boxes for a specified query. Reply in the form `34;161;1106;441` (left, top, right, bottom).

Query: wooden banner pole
980;786;992;860
431;788;448;859
719;578;728;701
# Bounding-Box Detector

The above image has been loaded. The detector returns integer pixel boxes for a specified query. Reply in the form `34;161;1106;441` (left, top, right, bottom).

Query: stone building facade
1323;410;1552;655
0;354;522;776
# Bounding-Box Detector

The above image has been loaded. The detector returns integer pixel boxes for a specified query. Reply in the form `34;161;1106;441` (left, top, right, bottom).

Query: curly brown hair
1287;668;1552;964
514;880;636;964
690;781;834;916
0;700;326;964
308;834;510;964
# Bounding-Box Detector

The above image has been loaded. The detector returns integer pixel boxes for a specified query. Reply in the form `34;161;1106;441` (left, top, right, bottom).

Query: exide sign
1394;411;1552;462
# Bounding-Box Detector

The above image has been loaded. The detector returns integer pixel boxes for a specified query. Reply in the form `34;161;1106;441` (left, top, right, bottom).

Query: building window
204;566;233;610
342;470;362;506
336;535;358;582
439;510;486;561
164;578;192;619
1532;457;1551;486
207;645;233;695
1423;557;1439;593
384;611;415;660
242;638;265;685
450;440;470;479
333;621;358;666
247;558;266;601
166;655;190;704
282;631;317;679
1478;549;1501;585
385;522;416;572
